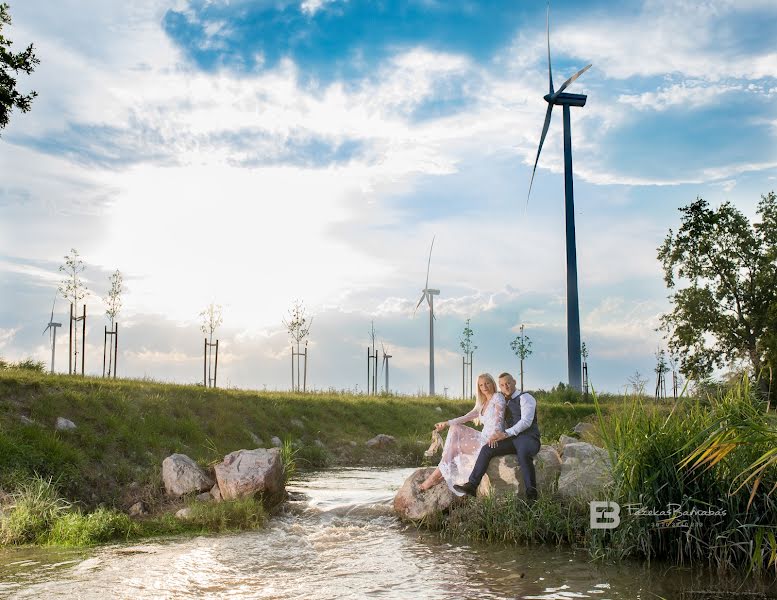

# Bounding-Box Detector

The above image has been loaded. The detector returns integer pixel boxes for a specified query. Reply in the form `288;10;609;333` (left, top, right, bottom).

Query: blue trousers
468;435;541;499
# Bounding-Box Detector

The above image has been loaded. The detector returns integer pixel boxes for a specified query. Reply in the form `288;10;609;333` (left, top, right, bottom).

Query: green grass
0;368;617;508
431;380;777;575
0;474;266;546
0;368;625;547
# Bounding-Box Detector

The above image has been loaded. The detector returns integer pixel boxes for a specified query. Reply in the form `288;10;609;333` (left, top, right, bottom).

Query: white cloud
0;327;21;351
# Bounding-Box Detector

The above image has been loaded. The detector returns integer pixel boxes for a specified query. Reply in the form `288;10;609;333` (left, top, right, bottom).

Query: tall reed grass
436;379;777;575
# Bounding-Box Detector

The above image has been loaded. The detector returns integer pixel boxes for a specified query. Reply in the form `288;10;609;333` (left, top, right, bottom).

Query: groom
454;372;541;500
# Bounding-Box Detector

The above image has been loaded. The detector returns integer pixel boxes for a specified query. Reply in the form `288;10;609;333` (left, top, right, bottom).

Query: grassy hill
0;368;607;509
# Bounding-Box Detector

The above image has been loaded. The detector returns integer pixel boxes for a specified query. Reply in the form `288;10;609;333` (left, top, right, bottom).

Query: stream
0;468;774;599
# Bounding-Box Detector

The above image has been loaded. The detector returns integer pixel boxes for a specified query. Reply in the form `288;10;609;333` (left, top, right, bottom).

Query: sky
0;0;775;396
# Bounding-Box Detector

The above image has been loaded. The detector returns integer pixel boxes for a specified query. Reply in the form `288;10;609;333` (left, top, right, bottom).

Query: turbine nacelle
543;92;588;107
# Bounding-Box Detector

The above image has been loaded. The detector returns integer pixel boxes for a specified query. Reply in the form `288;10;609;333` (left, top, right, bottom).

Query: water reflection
0;468;775;599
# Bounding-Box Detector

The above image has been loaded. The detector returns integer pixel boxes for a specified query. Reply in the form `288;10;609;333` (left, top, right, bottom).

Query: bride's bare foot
418;469;443;491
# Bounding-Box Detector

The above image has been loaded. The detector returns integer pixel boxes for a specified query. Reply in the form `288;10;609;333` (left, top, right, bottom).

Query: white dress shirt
503;391;537;437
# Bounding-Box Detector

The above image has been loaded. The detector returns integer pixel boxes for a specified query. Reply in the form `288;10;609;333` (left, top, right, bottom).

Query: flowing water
0;468;775;599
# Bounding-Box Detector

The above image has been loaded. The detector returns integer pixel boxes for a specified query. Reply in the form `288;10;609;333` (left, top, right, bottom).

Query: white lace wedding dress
438;393;506;496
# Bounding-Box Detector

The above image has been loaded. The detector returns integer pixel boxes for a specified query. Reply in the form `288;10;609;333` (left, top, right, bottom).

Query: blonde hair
474;373;498;420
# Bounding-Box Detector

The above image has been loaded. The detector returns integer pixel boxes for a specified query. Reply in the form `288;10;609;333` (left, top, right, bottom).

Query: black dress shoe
453;482;477;496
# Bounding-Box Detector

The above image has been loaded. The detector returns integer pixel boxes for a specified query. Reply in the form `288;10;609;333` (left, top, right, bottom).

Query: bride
418;373;506;495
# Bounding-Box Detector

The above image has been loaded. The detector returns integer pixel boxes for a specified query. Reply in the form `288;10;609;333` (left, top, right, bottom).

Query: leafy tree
283;300;312;392
58;248;88;373
658;192;777;400
1;3;39;133
105;269;123;328
459;318;477;399
104;269;123;375
200;302;223;387
510;324;532;392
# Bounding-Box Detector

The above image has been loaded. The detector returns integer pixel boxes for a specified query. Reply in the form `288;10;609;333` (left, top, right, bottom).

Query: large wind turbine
380;342;392;394
42;296;62;374
527;5;591;392
415;236;439;396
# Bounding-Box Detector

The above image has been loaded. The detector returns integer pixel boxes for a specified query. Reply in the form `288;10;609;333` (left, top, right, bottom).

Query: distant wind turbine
526;4;591;392
414;236;439;396
42;295;62;374
380;342;392;393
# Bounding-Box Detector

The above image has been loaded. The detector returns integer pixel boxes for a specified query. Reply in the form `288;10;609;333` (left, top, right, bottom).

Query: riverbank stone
175;507;192;520
55;417;76;431
128;501;148;517
210;484;222;502
214;448;284;505
557;442;613;499
366;434;396;449
394;467;457;521
476;445;562;497
162;454;215;497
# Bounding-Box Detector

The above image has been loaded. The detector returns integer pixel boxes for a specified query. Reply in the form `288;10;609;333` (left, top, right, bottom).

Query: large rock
393;467;458;521
162;454;214;497
366;434;396;449
557;442;613;500
557;434;578;452
214;448;284;504
56;417;76;431
476;445;562;497
573;422;597;439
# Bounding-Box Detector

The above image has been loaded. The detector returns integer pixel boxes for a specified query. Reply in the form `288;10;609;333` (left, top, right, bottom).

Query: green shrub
13;359;46;373
0;476;70;545
48;507;136;546
184;497;266;532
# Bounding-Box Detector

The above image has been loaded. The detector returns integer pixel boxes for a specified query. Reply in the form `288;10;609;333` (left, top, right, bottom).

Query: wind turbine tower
381;342;393;393
415;236;440;396
42;297;62;374
527;5;592;392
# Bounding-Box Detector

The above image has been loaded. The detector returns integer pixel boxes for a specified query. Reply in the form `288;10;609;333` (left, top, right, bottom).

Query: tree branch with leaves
0;3;39;133
658;192;777;399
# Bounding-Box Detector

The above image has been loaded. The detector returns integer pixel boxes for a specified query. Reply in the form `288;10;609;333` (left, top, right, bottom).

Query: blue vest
505;392;540;441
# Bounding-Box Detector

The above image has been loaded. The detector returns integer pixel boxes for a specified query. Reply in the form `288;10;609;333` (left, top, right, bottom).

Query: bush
48;507;136;546
184;497;265;532
13;358;46;373
0;475;70;545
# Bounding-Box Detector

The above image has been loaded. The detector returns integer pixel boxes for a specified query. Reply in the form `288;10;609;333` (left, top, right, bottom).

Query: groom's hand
487;431;507;448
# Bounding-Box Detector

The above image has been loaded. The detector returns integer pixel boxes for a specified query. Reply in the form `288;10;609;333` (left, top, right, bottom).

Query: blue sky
0;0;775;395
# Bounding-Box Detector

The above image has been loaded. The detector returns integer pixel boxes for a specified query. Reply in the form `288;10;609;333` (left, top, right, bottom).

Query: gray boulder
366;434;396;449
128;501;148;517
55;417;76;431
210;484;222;502
573;422;597;438
393;467;458;521
271;436;282;447
162;454;215;497
476;445;562;497
557;442;613;499
196;491;212;502
557;434;578;452
214;448;284;505
175;507;192;520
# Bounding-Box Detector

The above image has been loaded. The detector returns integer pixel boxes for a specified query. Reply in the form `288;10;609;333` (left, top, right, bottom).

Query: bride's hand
434;421;448;432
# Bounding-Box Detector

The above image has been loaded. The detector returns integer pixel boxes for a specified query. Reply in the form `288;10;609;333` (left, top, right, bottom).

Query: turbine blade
553;63;591;97
414;292;426;315
43;323;51;336
424;236;436;290
546;2;554;95
527;103;554;202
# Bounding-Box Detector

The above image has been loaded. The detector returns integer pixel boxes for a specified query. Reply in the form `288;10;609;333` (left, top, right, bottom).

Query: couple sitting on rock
419;372;540;500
